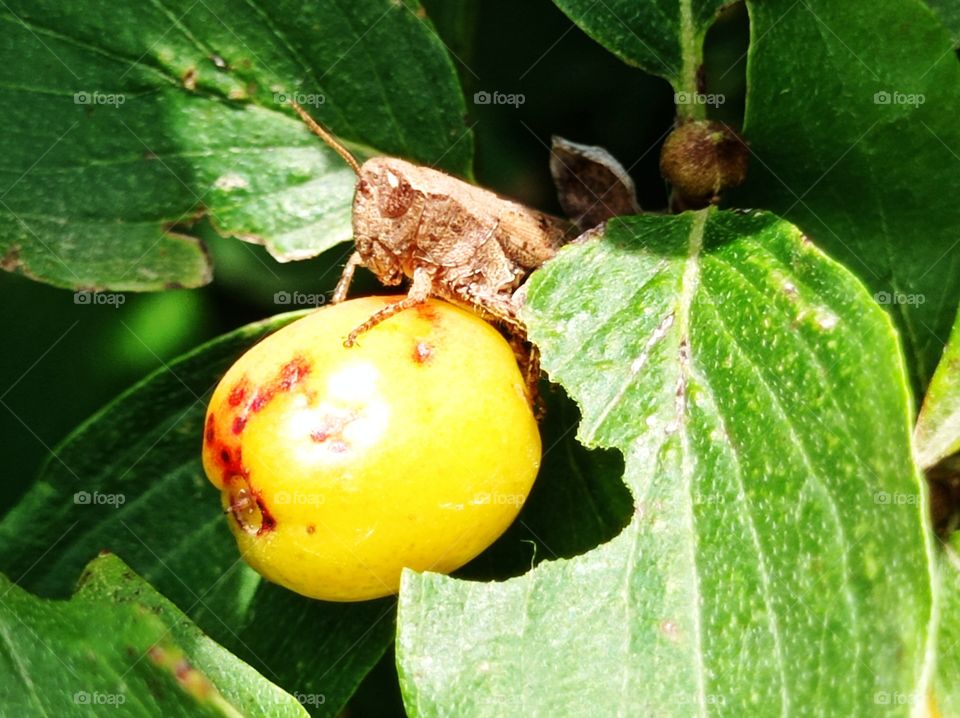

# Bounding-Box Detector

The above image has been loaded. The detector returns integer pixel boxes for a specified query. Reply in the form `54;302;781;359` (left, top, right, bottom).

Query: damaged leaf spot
1;245;21;272
214;174;250;192
182;67;198;91
148;645;216;700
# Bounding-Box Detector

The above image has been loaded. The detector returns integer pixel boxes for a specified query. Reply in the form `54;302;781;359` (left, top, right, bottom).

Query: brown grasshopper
290;101;578;347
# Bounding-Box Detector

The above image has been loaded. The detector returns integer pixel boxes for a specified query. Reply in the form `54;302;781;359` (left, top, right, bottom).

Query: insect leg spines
333;251;364;304
343;266;435;347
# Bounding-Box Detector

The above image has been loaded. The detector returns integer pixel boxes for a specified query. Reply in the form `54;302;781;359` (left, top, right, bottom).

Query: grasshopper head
352;157;424;285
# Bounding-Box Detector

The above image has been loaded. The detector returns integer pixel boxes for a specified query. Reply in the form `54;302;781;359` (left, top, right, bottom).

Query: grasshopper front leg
333;251;364;304
343;265;434;347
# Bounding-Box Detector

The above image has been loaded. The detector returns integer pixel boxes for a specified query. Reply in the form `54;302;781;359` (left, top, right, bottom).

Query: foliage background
0;2;748;714
1;0;747;501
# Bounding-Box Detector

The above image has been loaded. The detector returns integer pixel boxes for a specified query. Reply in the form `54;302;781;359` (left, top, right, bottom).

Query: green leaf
420;0;478;80
0;555;266;717
925;0;960;45
916;309;960;469
74;552;309;717
397;210;934;716
737;0;960;391
551;0;729;94
0;0;471;289
0;311;393;717
933;533;960;716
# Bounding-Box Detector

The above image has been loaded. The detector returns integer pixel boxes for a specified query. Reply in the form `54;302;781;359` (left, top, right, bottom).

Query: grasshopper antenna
288;99;361;175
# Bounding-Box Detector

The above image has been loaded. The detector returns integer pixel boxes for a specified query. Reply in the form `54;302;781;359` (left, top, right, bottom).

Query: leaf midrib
674;208;709;716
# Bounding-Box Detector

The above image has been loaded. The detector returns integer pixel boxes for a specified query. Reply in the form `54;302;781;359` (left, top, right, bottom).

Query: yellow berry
202;297;541;601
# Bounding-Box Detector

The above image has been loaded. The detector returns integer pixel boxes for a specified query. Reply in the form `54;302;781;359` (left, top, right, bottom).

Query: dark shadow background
0;1;748;715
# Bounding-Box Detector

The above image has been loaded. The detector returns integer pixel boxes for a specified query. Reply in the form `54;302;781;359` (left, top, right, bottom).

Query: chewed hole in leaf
455;385;631;582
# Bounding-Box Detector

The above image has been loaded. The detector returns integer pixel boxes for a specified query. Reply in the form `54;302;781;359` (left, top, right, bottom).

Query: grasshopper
290;102;578;347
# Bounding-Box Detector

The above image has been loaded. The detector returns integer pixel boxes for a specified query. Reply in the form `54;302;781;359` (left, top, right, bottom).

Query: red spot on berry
227;355;312;436
306;524;316;535
211;358;312;532
228;379;248;407
278;356;310;389
232;415;248;435
412;341;433;364
308;412;355;450
415;304;438;322
212;443;246;486
249;356;310;413
255;495;276;534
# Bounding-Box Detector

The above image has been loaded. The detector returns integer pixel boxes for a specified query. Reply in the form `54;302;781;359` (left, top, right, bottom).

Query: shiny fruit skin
202;297;541;601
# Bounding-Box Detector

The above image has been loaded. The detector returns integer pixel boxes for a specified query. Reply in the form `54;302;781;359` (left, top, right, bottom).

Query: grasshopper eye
378;170;414;218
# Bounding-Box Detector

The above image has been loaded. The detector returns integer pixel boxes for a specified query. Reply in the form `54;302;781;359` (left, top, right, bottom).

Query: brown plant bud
660;120;749;208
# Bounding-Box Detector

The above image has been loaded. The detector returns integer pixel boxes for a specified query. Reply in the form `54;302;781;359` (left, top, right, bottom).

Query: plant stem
677;0;706;121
